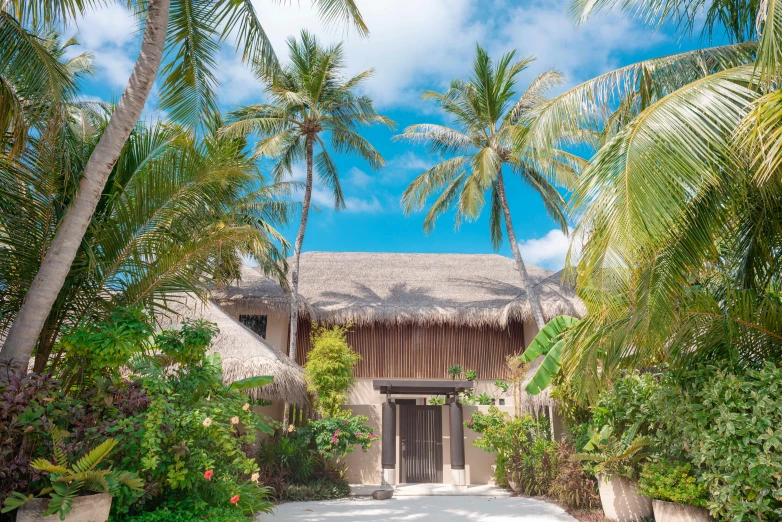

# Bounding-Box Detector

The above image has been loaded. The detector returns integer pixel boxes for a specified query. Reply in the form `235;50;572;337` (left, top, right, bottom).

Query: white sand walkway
261;495;578;521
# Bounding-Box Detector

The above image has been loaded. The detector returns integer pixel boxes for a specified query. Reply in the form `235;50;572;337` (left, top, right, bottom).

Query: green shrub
638;461;708;507
283;478;351;501
466;407;557;495
116;506;249;521
669;364;782;521
304;326;361;417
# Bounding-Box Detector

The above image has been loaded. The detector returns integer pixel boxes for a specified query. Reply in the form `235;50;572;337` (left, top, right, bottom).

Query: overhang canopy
372;379;473;395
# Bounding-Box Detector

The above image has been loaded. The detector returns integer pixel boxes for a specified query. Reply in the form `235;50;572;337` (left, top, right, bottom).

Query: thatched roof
214;252;585;327
160;297;308;405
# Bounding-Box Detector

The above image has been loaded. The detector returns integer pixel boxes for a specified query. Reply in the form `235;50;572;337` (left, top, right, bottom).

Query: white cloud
65;4;138;88
345;196;383;213
347;167;374;188
489;1;665;87
241;0;487;107
285;166;383;213
518;228;574;271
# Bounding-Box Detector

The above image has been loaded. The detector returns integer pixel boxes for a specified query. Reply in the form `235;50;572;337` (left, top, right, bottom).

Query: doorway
399;405;443;483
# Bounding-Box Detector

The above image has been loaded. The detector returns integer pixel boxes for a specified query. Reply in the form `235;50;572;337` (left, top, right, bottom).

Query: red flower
203;470;213;480
230;495;240;505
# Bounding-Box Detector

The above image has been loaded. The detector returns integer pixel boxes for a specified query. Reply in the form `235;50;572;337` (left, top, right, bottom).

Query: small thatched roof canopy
160;297;308;405
214;252;585;328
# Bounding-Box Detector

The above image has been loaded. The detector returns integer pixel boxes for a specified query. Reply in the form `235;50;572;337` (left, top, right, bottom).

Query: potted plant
575;425;653;522
638;461;713;522
2;430;144;521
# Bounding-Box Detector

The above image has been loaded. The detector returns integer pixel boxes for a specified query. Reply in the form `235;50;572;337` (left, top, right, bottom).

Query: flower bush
298;415;375;461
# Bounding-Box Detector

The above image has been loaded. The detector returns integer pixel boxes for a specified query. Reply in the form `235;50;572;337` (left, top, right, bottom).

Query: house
213;252;584;486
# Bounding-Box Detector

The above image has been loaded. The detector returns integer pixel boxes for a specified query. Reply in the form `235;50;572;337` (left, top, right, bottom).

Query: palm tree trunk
283;134;313;426
0;0;170;368
496;166;546;330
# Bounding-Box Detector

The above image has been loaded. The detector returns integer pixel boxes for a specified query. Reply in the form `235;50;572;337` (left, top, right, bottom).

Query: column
449;400;466;485
381;400;396;485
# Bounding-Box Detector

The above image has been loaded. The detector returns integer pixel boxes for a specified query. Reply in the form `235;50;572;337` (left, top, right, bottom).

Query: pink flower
333;430;341;436
356;433;363;437
230;495;240;505
343;420;348;424
369;433;376;439
204;470;213;480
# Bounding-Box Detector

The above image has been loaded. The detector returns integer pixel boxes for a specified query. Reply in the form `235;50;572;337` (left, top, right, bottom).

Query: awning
372;379;473;395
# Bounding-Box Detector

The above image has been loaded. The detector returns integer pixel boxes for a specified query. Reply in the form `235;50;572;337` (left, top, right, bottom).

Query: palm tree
1;107;295;372
222;30;394;363
0;0;367;368
398;46;581;330
523;0;782;401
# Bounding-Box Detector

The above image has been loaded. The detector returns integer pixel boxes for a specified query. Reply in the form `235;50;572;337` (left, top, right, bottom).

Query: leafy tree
524;0;782;401
0;108;295;372
1;0;368;369
223;30;393;364
399;45;580;329
303;325;361;417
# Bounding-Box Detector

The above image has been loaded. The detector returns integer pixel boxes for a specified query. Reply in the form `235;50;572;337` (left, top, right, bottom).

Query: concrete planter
652;499;714;522
597;474;653;522
17;493;112;522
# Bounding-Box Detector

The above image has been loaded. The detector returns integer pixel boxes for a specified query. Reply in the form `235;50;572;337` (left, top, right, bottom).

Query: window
239;315;267;339
498;399;505;406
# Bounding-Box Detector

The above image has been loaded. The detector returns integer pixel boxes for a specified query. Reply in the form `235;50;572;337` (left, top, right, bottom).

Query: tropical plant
530;0;782;403
575;425;651;480
466;407;556;494
303;325;361;417
446;364;464;380
638;461;708;508
130;319;275;516
428;395;446;405
518;315;580;394
1;431;143;520
464;369;478;381
0;0;368;370
548;441;600;509
0;113;293;373
222;30;393;366
399;45;581;330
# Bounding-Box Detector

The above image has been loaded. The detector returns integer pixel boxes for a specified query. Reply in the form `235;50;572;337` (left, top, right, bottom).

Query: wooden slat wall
295;320;525;380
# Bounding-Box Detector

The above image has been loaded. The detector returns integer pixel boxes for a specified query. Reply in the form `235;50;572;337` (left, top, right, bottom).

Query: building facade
214;252;583;485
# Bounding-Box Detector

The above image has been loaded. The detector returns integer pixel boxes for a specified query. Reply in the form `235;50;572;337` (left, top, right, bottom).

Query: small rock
372;489;393;500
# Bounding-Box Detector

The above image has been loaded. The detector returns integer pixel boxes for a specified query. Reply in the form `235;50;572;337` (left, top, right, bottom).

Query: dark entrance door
400;405;443;483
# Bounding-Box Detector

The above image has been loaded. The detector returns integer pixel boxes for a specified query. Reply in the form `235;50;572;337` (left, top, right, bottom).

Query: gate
400;405;443;483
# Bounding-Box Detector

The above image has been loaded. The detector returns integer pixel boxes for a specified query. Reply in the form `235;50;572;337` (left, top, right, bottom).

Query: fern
2;432;143;520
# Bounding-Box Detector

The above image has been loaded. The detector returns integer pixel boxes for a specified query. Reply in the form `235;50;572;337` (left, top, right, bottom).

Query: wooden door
400;405;443;483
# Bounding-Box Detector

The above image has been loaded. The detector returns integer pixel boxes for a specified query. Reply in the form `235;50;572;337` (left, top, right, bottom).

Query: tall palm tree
1;106;295;372
399;46;581;330
522;0;782;401
222;30;393;363
0;0;367;368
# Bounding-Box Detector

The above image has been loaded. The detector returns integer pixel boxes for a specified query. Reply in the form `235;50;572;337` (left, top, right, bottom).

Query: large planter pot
597;474;653;522
17;494;112;522
652;499;714;522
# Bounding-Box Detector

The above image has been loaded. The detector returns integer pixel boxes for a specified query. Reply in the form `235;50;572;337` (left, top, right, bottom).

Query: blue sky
65;0;706;270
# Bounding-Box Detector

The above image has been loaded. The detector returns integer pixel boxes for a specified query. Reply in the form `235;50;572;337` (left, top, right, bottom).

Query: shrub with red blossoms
298;415;375;461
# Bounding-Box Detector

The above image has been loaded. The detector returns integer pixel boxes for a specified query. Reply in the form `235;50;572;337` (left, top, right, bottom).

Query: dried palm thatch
159;296;308;405
213;252;585;328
